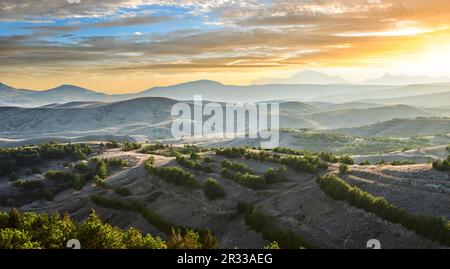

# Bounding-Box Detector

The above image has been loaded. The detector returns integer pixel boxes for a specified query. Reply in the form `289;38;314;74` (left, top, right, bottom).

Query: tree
203;178;226;200
339;164;349;175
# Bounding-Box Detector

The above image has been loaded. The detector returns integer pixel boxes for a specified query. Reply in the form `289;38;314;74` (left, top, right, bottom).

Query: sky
1;0;450;93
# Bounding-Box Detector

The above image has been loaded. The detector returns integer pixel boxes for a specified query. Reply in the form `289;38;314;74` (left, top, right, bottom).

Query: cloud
24;15;171;32
1;0;450;84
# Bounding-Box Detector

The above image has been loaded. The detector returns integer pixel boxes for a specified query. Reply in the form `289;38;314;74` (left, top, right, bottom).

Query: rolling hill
307;105;434;129
332;117;450;137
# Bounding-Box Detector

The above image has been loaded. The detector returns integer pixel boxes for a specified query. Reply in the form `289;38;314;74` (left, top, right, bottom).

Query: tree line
316;173;450;246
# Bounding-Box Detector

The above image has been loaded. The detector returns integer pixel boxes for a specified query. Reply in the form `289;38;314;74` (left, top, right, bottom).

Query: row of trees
316;173;450;246
139;144;166;154
237;202;313;249
221;168;267;190
90;196;218;249
121;142;141;152
146;165;201;189
175;154;212;173
216;147;328;174
221;159;253;173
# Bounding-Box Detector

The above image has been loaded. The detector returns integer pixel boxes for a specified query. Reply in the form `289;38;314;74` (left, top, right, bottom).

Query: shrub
279;155;327;174
175;154;204;171
103;158;128;168
203;178;226;200
147;166;200;189
433;155;450;171
12;179;44;190
221;168;267;190
264;241;281;249
221;159;253;173
263;166;287;184
215;147;247;158
359;160;371;166
94;175;105;187
391;160;416;166
316;173;450;246
318;152;339;163
339;155;354;165
339;164;349;175
122;142;141;151
106;141;120;149
140;144;166;154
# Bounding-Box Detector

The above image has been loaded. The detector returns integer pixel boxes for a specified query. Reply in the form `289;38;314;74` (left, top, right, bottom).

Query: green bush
339;155;354;165
433;155;450;171
221;159;253;173
359;160;371;166
175;154;204;171
391;160;416;166
203;178;226;200
12;179;44;190
102;158;128;168
279;155;327;173
339;164;349;175
215;147;247;158
221;168;267;190
0;208;166;249
140;144;166;154
263;166;287;184
122;142;141;152
316;173;450;246
147;166;200;189
106;141;120;149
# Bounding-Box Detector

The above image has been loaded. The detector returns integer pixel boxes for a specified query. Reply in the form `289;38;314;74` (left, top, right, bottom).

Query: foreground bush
202;178;226;200
0;208;165;249
316;173;450;246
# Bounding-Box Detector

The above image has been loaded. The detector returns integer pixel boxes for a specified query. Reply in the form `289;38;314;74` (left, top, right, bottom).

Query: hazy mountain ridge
4;79;450;107
252;70;349;85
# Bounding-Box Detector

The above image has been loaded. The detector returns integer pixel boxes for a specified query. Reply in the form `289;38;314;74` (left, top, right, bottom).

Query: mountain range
2;78;450;107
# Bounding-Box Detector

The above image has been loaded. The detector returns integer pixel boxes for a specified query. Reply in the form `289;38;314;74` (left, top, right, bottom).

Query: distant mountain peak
362;73;450;85
252;70;349;85
180;79;223;86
